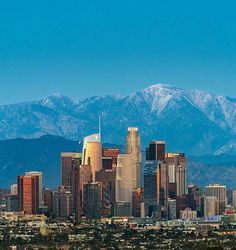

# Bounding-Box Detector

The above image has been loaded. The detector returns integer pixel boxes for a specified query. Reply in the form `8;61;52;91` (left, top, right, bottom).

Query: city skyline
5;125;231;220
1;1;236;248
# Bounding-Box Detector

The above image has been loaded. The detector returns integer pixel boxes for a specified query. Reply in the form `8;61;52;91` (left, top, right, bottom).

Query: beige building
115;154;135;206
204;196;219;217
82;133;102;182
10;184;18;195
205;184;226;214
180;207;197;220
125;127;142;188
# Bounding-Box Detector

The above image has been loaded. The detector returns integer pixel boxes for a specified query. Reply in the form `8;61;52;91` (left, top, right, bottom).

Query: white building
204;196;219;217
115;154;135;215
205;184;226;214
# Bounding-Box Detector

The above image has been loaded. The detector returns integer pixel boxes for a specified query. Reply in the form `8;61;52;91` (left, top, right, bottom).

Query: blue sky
0;0;235;104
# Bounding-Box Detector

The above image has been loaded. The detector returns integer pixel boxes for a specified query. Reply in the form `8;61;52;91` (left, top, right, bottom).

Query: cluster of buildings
3;127;236;222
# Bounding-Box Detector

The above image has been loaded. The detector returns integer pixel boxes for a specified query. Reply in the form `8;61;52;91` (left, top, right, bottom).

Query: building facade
205;184;226;214
18;175;39;215
82;133;102;182
83;182;102;219
204;196;219;217
52;186;72;218
125;127;142;188
61;152;77;188
115;154;135;216
25;171;43;207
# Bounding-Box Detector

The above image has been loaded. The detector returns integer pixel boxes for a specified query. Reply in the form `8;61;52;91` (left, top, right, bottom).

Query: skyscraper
70;154;82;220
95;169;116;216
61;152;77;187
146;141;166;161
187;184;203;217
102;148;120;169
232;190;236;210
18;175;39;215
204;196;219;217
125;127;142;188
157;161;169;217
166;153;186;197
82;133;102;182
52;186;72;218
25;171;43;207
83;182;102;219
43;188;53;214
132;188;144;217
144;161;158;205
115;154;135;216
205;184;227;214
6;195;19;212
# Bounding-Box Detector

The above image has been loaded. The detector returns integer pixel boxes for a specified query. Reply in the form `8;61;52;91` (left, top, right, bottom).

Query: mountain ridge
0;84;236;155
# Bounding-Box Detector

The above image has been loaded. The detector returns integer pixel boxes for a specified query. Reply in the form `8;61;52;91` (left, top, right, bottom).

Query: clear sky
0;0;235;104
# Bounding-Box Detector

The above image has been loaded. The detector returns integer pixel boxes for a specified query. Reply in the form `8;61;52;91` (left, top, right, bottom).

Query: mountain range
1;84;236;155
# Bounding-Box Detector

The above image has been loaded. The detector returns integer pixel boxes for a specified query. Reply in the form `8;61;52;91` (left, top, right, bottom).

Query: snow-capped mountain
0;84;236;155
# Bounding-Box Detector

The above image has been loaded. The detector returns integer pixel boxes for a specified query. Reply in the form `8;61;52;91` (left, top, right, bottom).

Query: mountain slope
0;84;235;155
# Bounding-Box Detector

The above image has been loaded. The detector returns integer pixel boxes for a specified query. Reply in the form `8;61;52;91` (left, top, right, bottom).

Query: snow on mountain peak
40;93;77;109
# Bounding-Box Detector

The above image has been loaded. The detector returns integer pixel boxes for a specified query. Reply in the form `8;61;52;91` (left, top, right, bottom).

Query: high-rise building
232;190;236;210
102;157;113;170
83;182;102;219
6;195;19;212
80;164;92;213
132;188;144;217
176;195;188;218
43;188;53;213
95;169;116;216
204;196;219;217
25;171;43;207
70;154;82;220
157;161;169;213
61;152;77;187
52;186;72;218
227;190;233;206
205;184;227;214
115;154;135;216
114;202;132;217
82;134;102;182
125;127;142;188
187;184;203;217
146;141;166;161
18;175;39;215
10;184;18;195
166;153;186;197
102;148;120;168
144;161;158;205
168;199;176;220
